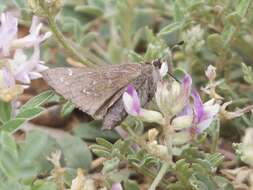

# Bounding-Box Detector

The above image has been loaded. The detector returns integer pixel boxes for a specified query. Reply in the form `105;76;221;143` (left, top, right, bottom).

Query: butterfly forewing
42;64;144;119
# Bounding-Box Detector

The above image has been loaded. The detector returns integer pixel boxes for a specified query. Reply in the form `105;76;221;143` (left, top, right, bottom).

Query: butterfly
42;61;164;129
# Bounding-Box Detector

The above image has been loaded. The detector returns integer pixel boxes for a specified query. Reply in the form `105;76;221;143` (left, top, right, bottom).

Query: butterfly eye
152;59;163;69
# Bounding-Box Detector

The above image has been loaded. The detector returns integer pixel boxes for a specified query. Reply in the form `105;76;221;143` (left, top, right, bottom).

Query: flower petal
172;115;193;130
159;61;168;78
111;183;123;190
197;103;220;133
192;89;205;123
11;16;52;49
139;108;164;124
0;12;18;57
123;85;141;116
1;67;15;88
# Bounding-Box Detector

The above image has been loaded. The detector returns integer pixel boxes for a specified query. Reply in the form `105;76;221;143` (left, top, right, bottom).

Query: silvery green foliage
1;0;253;189
91;136;233;189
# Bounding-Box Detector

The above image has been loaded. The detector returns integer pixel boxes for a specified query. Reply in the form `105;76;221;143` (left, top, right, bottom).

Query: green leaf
207;34;224;54
222;26;236;47
0;132;18;159
96;138;113;149
57;136;92;169
20;131;52;164
225;12;242;26
20;131;59;174
73;121;119;141
1;119;26;133
0;100;12;124
61;101;75;117
80;32;98;46
102;157;120;173
214;176;234;190
16;107;45;119
20;90;55;111
124;180;140;190
173;1;184;22
74;5;103;17
32;181;57;190
158;22;182;36
0;4;6;13
237;0;251;17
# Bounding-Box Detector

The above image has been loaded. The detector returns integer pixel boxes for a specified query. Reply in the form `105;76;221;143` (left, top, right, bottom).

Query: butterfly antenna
167;71;181;84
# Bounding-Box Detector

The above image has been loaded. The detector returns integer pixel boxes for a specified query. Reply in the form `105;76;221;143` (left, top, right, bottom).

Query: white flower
9;46;48;84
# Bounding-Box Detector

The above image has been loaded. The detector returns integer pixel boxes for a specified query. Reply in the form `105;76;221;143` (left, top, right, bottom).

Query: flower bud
239;128;253;166
172;131;191;145
28;0;63;17
205;65;216;82
148;128;159;142
171;115;193;130
155;74;192;116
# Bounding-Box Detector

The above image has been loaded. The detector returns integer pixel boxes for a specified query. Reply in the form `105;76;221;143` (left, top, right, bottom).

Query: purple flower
0;67;15;88
0;67;23;102
0;12;18;57
191;89;220;134
123;85;164;124
111;183;123;190
0;13;51;58
11;16;52;49
10;46;48;84
123;85;141;116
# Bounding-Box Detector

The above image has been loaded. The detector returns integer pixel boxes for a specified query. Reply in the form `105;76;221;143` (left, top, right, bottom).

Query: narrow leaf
158;22;182;36
16;107;45;119
0;100;12;123
1;118;26;133
237;0;251;17
61;101;75;117
20;90;54;111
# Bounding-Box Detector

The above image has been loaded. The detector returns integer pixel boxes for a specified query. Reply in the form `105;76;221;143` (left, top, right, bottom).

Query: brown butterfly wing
42;64;144;120
102;64;157;129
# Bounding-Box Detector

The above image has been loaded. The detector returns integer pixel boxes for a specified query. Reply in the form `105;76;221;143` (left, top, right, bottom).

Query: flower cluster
0;12;51;102
123;63;220;145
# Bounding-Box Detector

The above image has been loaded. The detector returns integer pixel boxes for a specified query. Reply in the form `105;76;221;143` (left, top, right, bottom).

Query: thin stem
211;118;220;153
163;117;174;164
47;15;94;66
148;162;169;190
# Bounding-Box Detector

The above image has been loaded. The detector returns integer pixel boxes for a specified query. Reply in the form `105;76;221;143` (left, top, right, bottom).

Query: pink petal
0;12;18;57
123;85;141;116
29;72;42;79
111;183;123;190
192;89;205;123
197;103;219;133
11;16;52;49
15;72;31;84
182;74;192;99
36;64;48;72
2;67;15;88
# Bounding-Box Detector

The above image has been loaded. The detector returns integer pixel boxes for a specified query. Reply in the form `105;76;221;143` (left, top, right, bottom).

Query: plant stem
47;15;94;66
211;118;220;153
148;162;169;190
164;117;174;164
